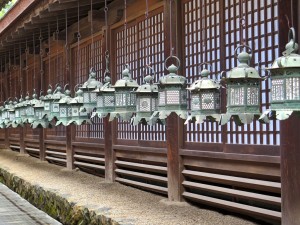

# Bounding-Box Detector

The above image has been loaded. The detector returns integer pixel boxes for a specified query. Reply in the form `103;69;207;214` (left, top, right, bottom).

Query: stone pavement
0;183;61;225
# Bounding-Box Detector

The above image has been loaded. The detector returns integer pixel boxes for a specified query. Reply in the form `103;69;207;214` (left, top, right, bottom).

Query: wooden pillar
279;0;300;224
164;0;183;202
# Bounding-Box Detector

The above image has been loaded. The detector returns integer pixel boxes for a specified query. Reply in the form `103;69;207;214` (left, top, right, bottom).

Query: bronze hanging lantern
260;27;300;120
79;68;103;113
27;90;39;125
6;100;16;128
0;106;5;128
220;45;264;125
56;86;72;126
32;92;51;129
91;73;115;119
186;63;221;124
50;85;65;121
132;65;159;125
12;96;25;128
151;56;187;120
109;64;139;121
68;86;91;126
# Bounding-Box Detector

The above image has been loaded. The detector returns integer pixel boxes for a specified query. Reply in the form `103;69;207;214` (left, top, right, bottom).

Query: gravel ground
0;149;261;225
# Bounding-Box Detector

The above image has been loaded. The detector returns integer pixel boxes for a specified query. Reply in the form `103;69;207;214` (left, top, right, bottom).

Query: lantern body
80;70;103;113
0;107;4;128
110;66;139;121
133;79;159;125
264;29;300;120
50;87;65;121
220;46;262;125
153;64;187;119
32;99;51;129
56;90;72;126
68;89;91;126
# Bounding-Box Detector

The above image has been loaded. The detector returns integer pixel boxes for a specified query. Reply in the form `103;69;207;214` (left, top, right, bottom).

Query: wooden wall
1;0;297;223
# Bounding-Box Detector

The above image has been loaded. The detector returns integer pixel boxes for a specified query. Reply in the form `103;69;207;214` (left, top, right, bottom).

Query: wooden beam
48;0;104;12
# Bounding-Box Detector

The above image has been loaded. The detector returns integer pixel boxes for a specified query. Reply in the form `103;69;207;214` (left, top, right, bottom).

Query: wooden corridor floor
0;183;61;225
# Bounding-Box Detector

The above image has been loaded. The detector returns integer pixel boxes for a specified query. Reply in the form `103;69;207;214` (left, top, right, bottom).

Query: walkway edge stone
0;168;120;225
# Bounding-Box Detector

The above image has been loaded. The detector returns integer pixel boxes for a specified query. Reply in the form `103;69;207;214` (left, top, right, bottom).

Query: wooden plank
72;141;105;149
115;150;168;164
182;192;281;221
116;169;168;183
10;145;20;149
180;149;280;164
74;154;105;163
45;150;67;157
74;161;105;170
44;140;66;145
113;144;167;154
45;156;66;163
25;147;40;153
183;181;281;206
115;177;168;194
46;144;66;151
115;160;167;174
182;170;281;194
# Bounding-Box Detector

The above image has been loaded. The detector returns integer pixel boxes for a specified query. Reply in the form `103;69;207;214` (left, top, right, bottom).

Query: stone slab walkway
0;182;61;225
0;149;261;225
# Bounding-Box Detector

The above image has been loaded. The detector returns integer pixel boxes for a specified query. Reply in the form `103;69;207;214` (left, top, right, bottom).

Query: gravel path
0;149;261;225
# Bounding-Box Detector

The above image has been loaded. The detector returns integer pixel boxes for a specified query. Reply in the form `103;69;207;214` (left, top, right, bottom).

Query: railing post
164;0;184;202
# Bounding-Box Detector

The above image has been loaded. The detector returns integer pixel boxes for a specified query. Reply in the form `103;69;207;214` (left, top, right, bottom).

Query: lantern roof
44;86;53;100
228;47;260;79
267;29;299;70
187;68;221;91
70;89;84;104
29;92;39;106
8;100;15;112
93;75;115;93
58;90;72;104
33;97;45;108
81;69;103;90
136;74;158;93
52;85;65;100
159;64;186;86
112;65;139;88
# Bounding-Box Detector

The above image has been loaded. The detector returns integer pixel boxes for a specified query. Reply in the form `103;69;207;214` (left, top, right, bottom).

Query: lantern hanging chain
9;51;11;98
239;0;246;45
48;23;51;87
19;43;22;97
201;0;206;63
90;0;94;68
56;17;60;84
104;0;110;74
25;39;29;94
65;10;70;71
124;0;128;64
145;0;151;66
39;28;44;90
169;0;174;56
33;33;36;90
77;0;81;80
13;45;16;98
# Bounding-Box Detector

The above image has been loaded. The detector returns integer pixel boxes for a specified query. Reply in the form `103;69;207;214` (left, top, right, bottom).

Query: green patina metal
110;64;139;122
56;89;72;126
260;27;300;120
132;67;159;126
220;45;264;125
68;88;91;126
50;85;65;121
79;69;103;113
186;65;221;124
12;96;24;128
152;57;187;120
32;95;51;129
92;74;115;119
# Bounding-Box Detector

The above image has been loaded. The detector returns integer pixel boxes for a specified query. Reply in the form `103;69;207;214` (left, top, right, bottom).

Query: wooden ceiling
0;0;115;60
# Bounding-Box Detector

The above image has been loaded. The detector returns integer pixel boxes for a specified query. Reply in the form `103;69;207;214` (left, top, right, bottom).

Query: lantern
6;100;15;128
220;45;263;125
68;88;91;126
27;91;39;124
0;106;5;128
32;95;51;129
79;68;103;113
110;64;139;121
132;66;159;125
151;56;187;120
51;85;65;121
186;64;221;124
260;27;300;120
91;74;115;119
56;88;72;126
12;96;24;128
2;101;11;127
42;85;55;121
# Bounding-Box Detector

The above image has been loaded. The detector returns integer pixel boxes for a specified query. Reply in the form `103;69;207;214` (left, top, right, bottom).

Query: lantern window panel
97;96;103;107
90;93;97;102
15;110;20;118
138;98;151;112
72;106;79;116
166;90;180;104
247;87;259;105
191;94;200;110
201;92;215;110
158;91;165;105
271;79;284;101
104;95;115;107
115;93;126;106
83;92;90;103
286;77;300;100
52;103;60;113
230;86;244;105
60;107;67;117
44;102;50;111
